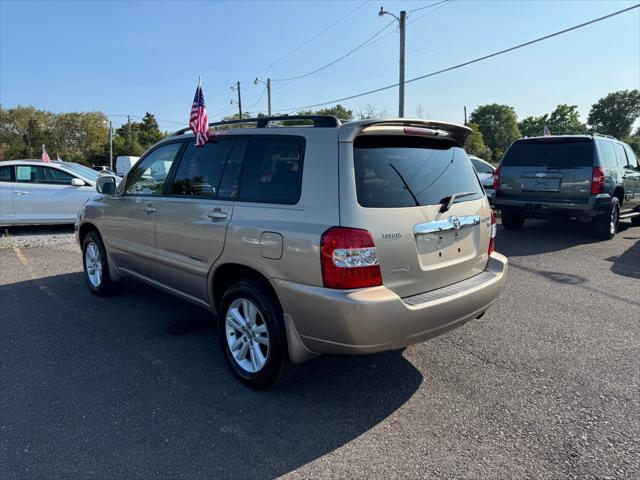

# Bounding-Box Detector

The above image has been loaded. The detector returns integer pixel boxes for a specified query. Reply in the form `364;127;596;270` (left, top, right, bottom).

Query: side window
623;145;639;169
171;140;234;197
42;167;74;185
238;135;304;205
597;141;618;168
613;143;628;169
15;165;45;183
0;165;13;182
125;143;181;195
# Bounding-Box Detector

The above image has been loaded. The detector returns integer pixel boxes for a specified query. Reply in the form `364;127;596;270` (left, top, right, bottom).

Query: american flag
42;145;51;163
189;83;209;147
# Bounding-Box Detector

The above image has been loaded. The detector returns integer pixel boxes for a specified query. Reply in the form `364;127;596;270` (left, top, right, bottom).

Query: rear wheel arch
613;186;624;207
212;263;282;314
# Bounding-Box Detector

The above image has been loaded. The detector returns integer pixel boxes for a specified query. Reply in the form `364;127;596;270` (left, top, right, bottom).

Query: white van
115;156;140;177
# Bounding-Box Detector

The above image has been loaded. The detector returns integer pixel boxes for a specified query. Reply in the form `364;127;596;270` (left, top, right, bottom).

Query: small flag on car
543;125;551;136
42;145;51;163
189;79;209;147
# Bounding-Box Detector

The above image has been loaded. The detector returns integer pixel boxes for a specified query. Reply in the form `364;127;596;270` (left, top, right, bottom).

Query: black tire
82;231;114;296
218;279;295;389
501;210;525;230
593;197;619;240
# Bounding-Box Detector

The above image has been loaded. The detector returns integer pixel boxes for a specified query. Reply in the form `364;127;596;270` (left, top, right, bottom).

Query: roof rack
172;115;340;136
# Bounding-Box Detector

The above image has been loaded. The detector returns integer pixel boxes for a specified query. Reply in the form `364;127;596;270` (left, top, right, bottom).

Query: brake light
321;227;382;289
488;210;497;255
591;167;605;194
493;166;501;191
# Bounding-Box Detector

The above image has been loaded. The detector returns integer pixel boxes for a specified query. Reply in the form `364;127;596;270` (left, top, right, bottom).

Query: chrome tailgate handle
207;209;228;220
143;206;156;214
414;215;480;235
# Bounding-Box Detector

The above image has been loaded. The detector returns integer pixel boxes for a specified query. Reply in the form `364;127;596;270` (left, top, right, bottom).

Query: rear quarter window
597;141;619;168
238;135;305;205
354;136;483;208
502;139;594;167
0;165;13;181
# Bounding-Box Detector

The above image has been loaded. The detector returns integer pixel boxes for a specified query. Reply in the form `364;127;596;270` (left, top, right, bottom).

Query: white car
469;155;496;203
0;160;117;226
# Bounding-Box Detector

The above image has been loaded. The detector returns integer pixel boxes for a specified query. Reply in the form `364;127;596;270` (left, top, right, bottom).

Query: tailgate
339;133;492;298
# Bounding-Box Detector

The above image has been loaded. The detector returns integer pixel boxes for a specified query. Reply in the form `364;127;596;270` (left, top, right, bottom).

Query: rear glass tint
354;136;483;208
502;138;593;167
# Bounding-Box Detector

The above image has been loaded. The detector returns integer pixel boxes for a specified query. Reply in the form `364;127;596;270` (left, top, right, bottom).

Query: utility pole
254;77;272;116
108;121;113;171
464;106;468;125
127;115;132;142
398;10;406;118
236;81;242;118
379;7;407;117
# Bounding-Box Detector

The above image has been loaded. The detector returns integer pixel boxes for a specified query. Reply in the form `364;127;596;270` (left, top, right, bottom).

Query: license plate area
521;177;561;192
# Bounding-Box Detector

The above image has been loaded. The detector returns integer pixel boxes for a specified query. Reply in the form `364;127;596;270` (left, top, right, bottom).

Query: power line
271;20;395;82
282;3;639;112
408;0;450;14
242;0;371;82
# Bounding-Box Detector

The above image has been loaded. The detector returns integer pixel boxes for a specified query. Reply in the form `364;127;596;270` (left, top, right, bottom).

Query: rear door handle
143;206;156;214
14;191;29;195
207;209;228;220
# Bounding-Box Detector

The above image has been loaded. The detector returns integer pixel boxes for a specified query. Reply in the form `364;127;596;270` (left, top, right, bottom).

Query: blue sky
1;0;639;130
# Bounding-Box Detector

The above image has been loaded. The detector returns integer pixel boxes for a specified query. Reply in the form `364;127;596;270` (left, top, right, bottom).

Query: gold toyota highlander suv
76;116;508;388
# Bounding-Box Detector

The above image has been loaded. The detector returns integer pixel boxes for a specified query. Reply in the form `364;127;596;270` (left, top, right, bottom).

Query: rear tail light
591;167;605;194
488;210;497;255
493;166;501;191
321;227;382;289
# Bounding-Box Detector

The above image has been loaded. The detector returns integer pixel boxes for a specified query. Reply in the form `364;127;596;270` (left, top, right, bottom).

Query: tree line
1;89;638;166
0;108;166;165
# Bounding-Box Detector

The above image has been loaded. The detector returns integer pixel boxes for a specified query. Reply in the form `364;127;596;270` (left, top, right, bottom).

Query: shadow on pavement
605;238;640;280
495;219;633;257
1;224;75;237
1;272;422;479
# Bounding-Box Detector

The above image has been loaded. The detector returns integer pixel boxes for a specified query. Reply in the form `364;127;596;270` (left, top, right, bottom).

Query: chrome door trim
414;215;480;235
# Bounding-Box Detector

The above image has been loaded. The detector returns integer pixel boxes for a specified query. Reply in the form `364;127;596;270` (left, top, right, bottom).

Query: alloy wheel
225;298;270;373
85;241;102;288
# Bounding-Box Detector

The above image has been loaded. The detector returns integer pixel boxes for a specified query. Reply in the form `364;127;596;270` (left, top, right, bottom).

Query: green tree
518;114;548;138
469;104;521;161
547;104;586;134
624;127;640;156
298;104;353;121
48;112;109;164
0;105;52;160
137;112;164;146
465;122;492;161
588;89;640;139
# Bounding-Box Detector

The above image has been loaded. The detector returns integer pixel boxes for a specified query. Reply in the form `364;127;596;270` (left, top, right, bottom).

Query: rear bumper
495;194;611;219
273;253;508;356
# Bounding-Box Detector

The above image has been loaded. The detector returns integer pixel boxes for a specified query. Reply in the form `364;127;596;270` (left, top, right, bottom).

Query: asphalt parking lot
1;220;639;479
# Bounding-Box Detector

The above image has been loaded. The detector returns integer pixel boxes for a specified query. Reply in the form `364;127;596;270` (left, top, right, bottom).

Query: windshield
60;163;103;182
502;138;594;167
354;136;483;208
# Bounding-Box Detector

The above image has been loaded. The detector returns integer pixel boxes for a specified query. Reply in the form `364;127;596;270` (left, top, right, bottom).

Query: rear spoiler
339;119;472;147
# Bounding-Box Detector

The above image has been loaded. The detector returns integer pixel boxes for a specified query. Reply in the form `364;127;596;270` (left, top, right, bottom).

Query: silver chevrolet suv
76;116;508;388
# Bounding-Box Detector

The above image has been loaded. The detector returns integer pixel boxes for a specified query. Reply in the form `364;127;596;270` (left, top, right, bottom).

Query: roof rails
172;115;340;136
592;132;617;140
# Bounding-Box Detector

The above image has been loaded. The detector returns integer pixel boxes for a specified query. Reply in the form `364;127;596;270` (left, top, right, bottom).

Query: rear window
354;136;483;208
502;138;594;167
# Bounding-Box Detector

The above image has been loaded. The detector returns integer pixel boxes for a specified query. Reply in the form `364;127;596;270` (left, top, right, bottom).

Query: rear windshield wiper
439;191;476;213
388;162;420;206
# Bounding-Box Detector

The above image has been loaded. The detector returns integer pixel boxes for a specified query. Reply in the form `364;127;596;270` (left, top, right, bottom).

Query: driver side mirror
71;178;86;187
96;176;116;195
